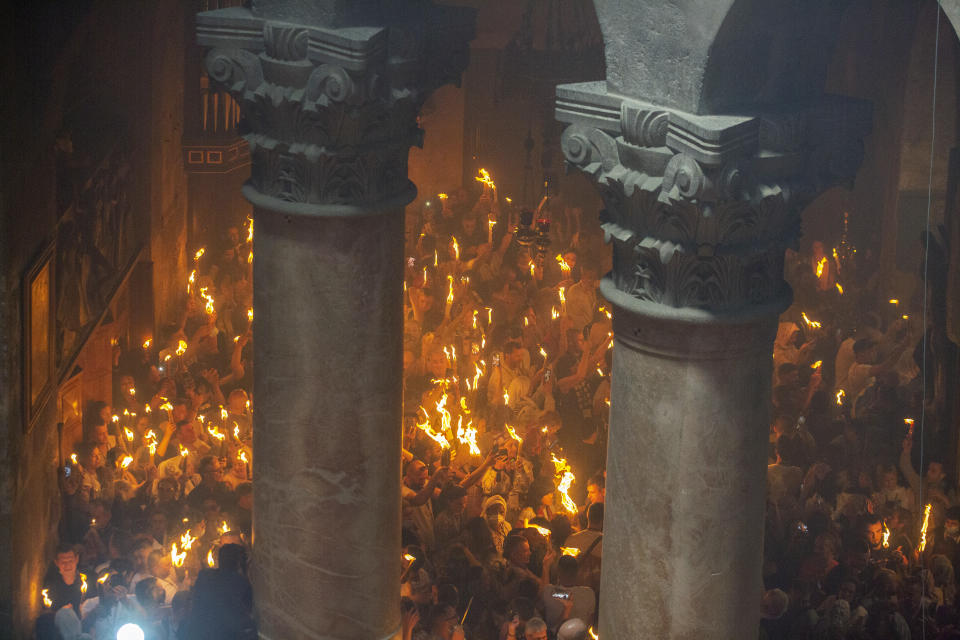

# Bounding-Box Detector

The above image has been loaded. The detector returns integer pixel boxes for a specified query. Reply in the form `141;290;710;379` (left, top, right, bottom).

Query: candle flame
80;573;88;595
143;338;152;349
200;286;216;315
486;307;493;325
234;424;241;440
811;360;822;370
836;283;844;295
238;450;248;464
171;542;187;568
416;407;450;450
505;424;523;443
456;417;481;456
882;521;890;548
207;548;216;567
218;520;229;536
179;444;189;457
124;428;134;441
836;389;845;406
889;299;899;305
523;519;551;537
404;553;416;562
919;503;932;552
247;308;253;322
451;236;460;261
561;547;580;557
446;275;455;306
120;455;133;469
98;573;110;584
194;247;205;261
208;426;225;440
176;340;188;356
42;588;52;608
551;306;559;320
551;454;578;515
815;257;827;278
70;453;78;464
246;216;253;243
475;168;496;190
801;312;821;330
556;254;571;276
111;414;119;423
438;193;448;200
180;530;197;551
589;627;598;640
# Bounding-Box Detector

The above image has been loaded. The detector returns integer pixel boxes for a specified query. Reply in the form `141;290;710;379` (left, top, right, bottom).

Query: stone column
196;5;473;639
556;84;870;638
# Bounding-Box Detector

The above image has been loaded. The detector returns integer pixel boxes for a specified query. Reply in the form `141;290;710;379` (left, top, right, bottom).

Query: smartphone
552;591;570;600
64;466;71;478
544;369;552;382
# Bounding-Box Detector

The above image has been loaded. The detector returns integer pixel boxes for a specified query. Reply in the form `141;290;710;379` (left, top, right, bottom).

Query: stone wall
0;2;189;636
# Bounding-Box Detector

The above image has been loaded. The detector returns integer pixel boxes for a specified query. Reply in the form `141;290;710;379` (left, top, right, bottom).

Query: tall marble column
196;4;473;639
556;83;870;638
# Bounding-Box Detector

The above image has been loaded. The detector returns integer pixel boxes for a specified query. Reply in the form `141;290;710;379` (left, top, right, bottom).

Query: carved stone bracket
556;81;871;314
197;4;474;211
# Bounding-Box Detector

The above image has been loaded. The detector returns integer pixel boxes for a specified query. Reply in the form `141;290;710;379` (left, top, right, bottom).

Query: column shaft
253;207;403;639
601;285;776;639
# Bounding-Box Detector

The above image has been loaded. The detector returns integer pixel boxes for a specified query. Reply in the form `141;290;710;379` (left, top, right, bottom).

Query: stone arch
592;0;960;116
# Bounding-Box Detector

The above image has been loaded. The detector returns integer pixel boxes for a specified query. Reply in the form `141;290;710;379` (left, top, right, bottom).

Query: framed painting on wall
24;241;55;431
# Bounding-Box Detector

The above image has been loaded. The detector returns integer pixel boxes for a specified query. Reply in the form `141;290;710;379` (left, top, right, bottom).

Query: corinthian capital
197;3;474;211
556;82;871;314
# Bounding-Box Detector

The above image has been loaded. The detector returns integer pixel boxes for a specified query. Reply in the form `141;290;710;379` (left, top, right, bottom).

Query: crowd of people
396;180;612;640
761;238;960;639
32;166;960;640
37;218;257;639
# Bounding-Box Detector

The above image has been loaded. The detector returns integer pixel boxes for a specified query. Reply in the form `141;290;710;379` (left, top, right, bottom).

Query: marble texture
253;208;404;639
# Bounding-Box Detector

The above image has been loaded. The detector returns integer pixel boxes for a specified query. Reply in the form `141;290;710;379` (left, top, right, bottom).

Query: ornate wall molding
556;81;871;314
197;5;474;211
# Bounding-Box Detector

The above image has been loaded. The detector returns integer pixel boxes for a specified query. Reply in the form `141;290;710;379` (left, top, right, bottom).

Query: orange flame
919;503;932;552
171;542;187;568
801;312;822;330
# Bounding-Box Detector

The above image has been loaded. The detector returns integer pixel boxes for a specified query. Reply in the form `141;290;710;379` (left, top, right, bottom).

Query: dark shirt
179;568;256;640
185;481;235;513
42;566;85;612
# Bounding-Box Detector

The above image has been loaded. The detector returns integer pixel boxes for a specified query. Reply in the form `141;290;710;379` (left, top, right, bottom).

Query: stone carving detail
558;86;870;313
620;104;668;147
197;5;474;208
263;23;309;60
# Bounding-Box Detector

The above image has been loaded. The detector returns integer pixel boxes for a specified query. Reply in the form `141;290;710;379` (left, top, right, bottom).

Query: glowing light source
801;312;821;330
117;623;145;640
919;503;932;552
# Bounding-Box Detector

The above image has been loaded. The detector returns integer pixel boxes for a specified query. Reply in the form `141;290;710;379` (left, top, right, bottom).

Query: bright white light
117;623;145;640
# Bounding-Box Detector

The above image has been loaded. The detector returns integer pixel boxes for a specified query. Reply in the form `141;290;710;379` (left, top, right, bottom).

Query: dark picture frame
24;241;56;431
